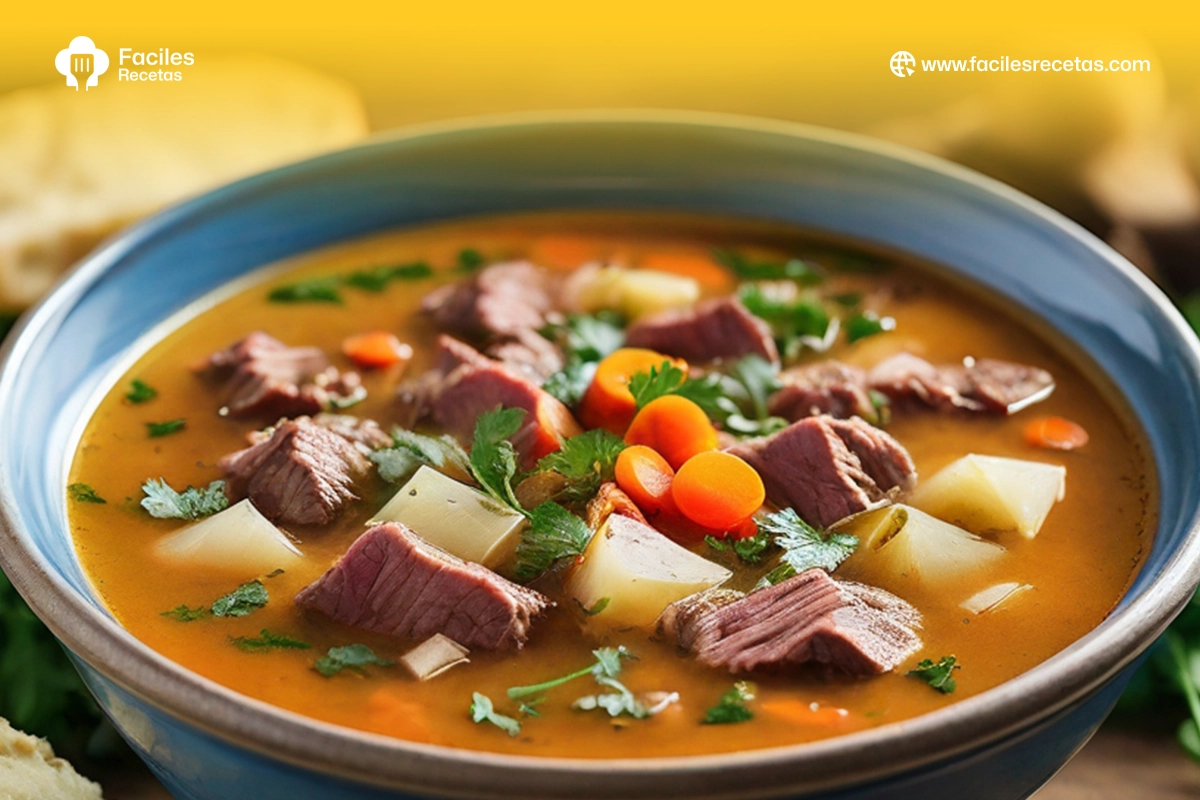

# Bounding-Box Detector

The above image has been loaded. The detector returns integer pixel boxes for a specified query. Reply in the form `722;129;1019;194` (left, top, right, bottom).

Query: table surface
94;725;1199;799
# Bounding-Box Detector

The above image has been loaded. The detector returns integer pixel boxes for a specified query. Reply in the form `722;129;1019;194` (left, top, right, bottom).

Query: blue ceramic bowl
2;112;1199;800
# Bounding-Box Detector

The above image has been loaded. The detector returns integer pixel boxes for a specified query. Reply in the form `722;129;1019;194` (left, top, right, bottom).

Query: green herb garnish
907;656;960;694
369;428;471;484
314;644;393;677
534;429;627;502
268;277;343;304
628;360;724;414
67;483;106;504
706;529;773;565
140;478;228;520
125;379;158;404
160;604;208;622
230;629;311;652
738;283;831;358
508;646;631;700
716;355;789;437
702;681;757;724
756;509;858;587
513;501;592;581
146;419;186;438
210;580;269;618
344;262;432;292
468;407;526;513
457;248;486;272
470;692;521;736
845;311;894;344
582;597;611;616
714;249;824;285
540;313;626;406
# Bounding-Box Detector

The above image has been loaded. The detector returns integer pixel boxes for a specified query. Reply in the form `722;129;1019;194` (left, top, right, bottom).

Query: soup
67;211;1154;759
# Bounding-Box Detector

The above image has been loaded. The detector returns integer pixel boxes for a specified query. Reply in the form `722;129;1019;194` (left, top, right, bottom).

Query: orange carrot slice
579;348;686;434
624;394;718;470
615;445;677;518
672;451;765;531
1023;416;1089;450
342;332;413;370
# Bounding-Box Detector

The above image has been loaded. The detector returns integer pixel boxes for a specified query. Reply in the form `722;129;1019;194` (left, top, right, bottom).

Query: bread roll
0;55;368;307
0;717;103;799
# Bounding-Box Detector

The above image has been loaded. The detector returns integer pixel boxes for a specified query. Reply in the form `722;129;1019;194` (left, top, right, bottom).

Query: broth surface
68;212;1155;758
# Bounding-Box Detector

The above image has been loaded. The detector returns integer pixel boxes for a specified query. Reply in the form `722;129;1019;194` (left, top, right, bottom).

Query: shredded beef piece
421;261;560;338
625;297;779;365
660;569;922;676
768;361;875;422
485;329;565;382
295;522;550;650
726;415;916;528
196;332;364;420
867;353;1054;415
219;417;370;526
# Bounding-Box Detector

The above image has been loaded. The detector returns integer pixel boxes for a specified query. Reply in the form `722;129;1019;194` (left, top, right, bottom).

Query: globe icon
890;51;916;78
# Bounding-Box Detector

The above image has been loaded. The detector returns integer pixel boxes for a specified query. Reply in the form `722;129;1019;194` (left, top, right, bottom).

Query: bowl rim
3;108;1200;798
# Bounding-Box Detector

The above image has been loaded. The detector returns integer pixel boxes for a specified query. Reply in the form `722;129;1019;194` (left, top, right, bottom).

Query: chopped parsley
269;260;435;303
67;483;106;504
457;248;486;273
534;429;627;502
160;604;208;622
469;692;521;736
845;311;895;344
140;478;229;520
706;528;773;565
210;580;269;618
369;428;471;484
146;419;186;438
713;249;824;285
628;360;724;414
125;379;158;404
268;277;343;304
540;313;626;407
738;283;832;358
508;646;631;700
715;355;789;437
542;363;595;407
757;509;858;587
314;644;393;677
907;656;961;694
230;630;311;653
343;262;432;292
513;501;592;581
468;407;526;514
702;681;757;725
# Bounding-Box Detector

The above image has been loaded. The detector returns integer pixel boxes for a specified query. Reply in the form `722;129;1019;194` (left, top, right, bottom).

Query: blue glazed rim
2;110;1200;799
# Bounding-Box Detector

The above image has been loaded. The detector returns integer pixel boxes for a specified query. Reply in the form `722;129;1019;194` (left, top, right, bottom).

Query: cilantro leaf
714;249;824;285
514;501;592;581
540;314;625;406
702;681;757;724
469;692;521;736
457;248;486;272
757;508;858;586
67;483;106;504
344;262;432;292
706;528;773;565
125;379;158;404
627;360;726;420
160;604;208;622
146;419;186;438
369;428;471;484
140;478;229;520
738;283;831;359
534;429;627;502
230;629;311;652
907;656;961;694
468;407;526;513
314;644;393;677
716;355;789;437
268;277;343;304
210;580;269;618
541;361;595;407
507;646;631;700
845;311;895;344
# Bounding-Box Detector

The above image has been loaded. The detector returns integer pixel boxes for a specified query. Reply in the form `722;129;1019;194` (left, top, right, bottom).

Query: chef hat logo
55;36;110;90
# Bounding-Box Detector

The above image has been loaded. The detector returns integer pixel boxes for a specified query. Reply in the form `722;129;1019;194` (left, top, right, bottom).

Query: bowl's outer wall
2;118;1199;800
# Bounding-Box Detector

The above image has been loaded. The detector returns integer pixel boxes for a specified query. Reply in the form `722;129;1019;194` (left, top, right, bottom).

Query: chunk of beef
196;332;365;420
768;361;875;422
295;521;549;650
421;261;560;338
220;417;370;526
726;416;916;528
246;414;391;455
625;297;779;365
485;329;565;382
659;569;922;676
868;353;1054;415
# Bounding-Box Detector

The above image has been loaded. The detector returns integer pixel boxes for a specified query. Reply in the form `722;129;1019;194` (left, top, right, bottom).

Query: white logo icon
890;51;916;78
55;36;110;91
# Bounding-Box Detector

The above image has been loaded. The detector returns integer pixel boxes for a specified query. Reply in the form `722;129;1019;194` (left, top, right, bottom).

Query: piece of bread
0;55;369;307
0;717;103;799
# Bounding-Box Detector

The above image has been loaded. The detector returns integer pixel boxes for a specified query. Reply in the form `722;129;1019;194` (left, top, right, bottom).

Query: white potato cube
372;465;527;569
573;266;701;320
565;514;731;629
837;504;1005;592
911;454;1066;538
155;499;302;572
960;582;1033;615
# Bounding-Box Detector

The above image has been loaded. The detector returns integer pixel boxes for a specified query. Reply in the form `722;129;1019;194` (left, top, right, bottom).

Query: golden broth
68;211;1155;758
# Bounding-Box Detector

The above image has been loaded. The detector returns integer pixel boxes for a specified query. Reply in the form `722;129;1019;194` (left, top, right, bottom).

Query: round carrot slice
1023;416;1089;450
579;348;685;434
342;332;413;370
615;445;677;517
672;451;765;531
624;394;718;470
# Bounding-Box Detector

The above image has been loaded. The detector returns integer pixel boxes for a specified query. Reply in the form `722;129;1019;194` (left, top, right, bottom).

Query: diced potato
573;266;701;320
155;499;302;572
565;514;731;629
837;504;1005;592
961;582;1032;615
372;465;527;569
400;634;470;681
911;454;1066;539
